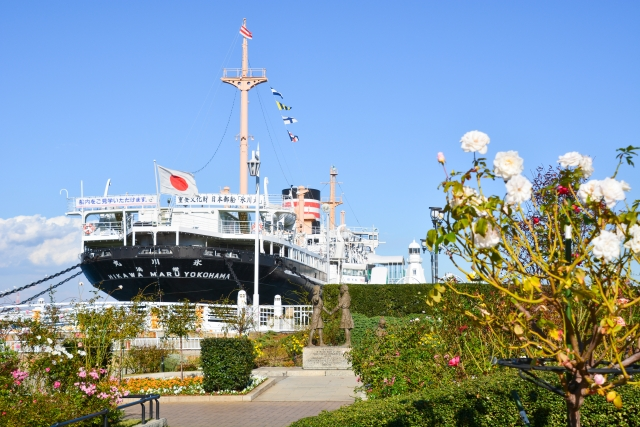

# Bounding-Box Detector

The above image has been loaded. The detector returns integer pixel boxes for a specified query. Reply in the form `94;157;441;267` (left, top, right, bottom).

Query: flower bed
120;375;266;396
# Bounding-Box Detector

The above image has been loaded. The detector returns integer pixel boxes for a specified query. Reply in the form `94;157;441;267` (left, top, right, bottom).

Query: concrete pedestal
302;347;351;370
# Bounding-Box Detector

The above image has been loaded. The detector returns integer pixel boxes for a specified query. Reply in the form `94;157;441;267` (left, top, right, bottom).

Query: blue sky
1;1;639;303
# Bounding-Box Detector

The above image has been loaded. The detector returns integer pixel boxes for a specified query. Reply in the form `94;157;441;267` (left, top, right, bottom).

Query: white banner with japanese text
75;195;158;209
174;193;266;206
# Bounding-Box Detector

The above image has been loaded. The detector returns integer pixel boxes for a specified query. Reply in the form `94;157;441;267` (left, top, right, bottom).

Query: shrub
322;284;499;318
290;370;640;427
201;337;254;392
123;344;172;374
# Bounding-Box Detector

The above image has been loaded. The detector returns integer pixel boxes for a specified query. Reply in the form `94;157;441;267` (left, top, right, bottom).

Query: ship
64;20;419;304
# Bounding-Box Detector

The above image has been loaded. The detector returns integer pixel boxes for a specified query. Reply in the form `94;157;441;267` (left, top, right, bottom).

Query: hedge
322;284;497;318
200;337;254;392
290;370;640;427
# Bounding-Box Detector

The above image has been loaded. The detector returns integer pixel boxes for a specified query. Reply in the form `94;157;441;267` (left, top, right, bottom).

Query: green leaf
475;218;488;237
426;229;437;250
444;232;457;243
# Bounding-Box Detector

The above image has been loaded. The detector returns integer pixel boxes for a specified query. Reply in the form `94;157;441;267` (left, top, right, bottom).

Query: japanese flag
157;165;199;196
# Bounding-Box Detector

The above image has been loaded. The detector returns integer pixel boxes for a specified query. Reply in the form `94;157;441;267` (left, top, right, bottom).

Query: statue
308;285;331;346
331;284;354;347
375;316;387;338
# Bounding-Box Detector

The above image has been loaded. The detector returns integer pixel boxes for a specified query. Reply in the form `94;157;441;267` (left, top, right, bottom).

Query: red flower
557;185;569;195
458;325;469;332
532;217;540;225
448;356;460;367
572;204;581;213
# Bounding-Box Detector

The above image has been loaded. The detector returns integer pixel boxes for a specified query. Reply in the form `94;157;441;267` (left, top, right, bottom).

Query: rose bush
427;134;640;426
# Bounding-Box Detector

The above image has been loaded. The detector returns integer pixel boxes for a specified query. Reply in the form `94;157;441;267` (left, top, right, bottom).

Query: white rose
599;177;625;208
460;131;490;154
449;186;478;208
616;224;628;241
47;338;53;344
493;151;524;180
592;230;621;263
505;175;532;205
578;155;594;178
623;224;640;254
558;152;583;167
473;224;500;249
577;180;603;204
620;180;632;192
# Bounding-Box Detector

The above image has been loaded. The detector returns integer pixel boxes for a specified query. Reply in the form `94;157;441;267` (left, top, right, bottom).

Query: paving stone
122;371;359;427
125;401;350;427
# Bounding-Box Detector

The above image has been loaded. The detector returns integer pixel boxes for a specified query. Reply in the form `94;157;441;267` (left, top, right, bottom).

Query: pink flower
78;368;87;378
53;381;61;389
437;152;446;165
593;374;605;385
99;368;108;375
77;342;83;348
98;392;109;399
615;317;626;327
434;354;440;359
45;367;50;372
12;369;29;382
89;370;99;380
448;356;460;367
617;298;630;305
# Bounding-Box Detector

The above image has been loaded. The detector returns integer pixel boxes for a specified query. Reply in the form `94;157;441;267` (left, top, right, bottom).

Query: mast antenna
221;18;268;194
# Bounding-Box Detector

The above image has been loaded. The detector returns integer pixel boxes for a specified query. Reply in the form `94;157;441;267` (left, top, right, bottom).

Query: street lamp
247;146;261;323
429;207;444;283
321;204;331;283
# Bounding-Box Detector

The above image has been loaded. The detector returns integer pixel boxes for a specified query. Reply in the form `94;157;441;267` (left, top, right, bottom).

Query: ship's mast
221;19;267;194
322;166;343;229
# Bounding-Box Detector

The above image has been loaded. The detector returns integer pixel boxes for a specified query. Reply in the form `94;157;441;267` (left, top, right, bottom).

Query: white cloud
0;215;81;267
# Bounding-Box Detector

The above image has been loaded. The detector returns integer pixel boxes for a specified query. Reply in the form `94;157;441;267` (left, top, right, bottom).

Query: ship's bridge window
343;269;365;277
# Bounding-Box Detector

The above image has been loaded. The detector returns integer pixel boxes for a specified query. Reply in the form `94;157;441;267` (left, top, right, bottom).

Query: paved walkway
124;371;358;427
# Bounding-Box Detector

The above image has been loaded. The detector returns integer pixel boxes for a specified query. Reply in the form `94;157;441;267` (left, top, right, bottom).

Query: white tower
406;240;426;283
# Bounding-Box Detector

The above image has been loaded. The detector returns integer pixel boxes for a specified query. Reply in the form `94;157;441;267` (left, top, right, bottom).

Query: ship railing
219;220;274;235
348;226;379;234
82;221;123;238
222;68;267;78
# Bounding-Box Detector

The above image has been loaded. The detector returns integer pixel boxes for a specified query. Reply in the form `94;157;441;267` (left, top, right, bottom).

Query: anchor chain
221;253;244;291
1;271;83;311
0;264;81;299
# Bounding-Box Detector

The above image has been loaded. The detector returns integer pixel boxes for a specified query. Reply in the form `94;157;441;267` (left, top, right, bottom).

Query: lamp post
247;147;261;323
321;204;331;283
429;207;444;283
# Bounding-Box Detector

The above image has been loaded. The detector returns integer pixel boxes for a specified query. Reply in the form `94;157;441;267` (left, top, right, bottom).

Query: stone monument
302;284;353;370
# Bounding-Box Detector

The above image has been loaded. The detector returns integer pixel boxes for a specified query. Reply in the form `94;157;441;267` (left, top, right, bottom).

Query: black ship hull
81;245;324;303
